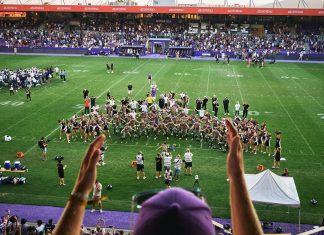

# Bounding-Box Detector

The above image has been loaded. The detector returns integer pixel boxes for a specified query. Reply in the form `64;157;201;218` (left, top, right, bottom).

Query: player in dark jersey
147;73;152;84
106;63;110;73
111;63;114;74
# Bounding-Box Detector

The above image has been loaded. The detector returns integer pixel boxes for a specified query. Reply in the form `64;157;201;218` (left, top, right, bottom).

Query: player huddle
58;89;280;157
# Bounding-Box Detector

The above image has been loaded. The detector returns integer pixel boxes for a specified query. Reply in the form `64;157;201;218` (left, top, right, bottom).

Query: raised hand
72;134;106;196
225;119;244;179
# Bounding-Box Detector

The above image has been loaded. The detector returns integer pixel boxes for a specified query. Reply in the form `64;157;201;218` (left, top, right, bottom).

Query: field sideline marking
257;70;315;155
24;61;150;155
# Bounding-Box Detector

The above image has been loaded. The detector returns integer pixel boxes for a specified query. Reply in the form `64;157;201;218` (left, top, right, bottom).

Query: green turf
0;55;323;225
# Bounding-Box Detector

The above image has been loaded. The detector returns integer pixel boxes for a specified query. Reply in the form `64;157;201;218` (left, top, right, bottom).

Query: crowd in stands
0;212;55;235
0;19;323;54
0;211;131;235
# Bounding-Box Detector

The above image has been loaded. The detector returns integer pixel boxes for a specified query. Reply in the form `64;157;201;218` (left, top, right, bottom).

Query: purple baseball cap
134;187;215;235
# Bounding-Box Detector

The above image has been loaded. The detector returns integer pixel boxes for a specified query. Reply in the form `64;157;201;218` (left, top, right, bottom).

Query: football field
0;54;323;225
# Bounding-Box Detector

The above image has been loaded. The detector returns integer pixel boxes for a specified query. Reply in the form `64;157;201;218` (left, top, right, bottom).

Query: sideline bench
0;168;27;177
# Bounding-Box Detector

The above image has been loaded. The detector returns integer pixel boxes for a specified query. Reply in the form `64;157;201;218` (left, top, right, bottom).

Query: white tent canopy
244;169;300;208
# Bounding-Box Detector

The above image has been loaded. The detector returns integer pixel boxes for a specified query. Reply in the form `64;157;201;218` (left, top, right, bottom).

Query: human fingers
225;118;238;143
74;149;101;195
227;136;243;178
80;135;106;175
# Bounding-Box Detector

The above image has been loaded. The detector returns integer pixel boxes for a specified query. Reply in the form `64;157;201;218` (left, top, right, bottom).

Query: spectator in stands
20;218;29;235
44;219;55;234
53;119;263;235
36;220;45;235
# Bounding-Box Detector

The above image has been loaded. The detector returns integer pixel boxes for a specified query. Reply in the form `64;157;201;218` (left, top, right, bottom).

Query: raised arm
53;135;106;235
225;119;263;235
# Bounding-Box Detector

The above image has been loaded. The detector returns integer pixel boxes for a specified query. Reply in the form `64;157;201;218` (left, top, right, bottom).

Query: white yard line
133;63;166;98
206;65;211;95
24;61;149;155
278;67;324;111
232;66;244;103
257;70;315;155
173;65;188;92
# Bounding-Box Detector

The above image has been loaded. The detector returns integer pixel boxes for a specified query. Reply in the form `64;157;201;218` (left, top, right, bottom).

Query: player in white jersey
91;180;103;213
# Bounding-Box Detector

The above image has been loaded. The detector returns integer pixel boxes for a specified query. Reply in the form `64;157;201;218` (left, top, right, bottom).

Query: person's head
134;188;215;235
21;218;27;225
37;220;43;226
48;219;53;224
284;168;288;173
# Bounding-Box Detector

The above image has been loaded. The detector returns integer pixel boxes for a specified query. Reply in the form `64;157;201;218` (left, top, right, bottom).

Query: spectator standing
36;220;45;235
20;218;29;235
44;219;55;234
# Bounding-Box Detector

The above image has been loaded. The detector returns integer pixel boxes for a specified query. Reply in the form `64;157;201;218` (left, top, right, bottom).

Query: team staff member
174;154;182;181
91;180;103;213
111;63;114;74
242;103;250;119
128;83;133;97
84;96;90;114
223;97;230;116
147;73;152;84
136;151;146;180
39;137;48;161
155;153;163;179
212;95;219;117
272;147;281;169
184;148;193;176
26;88;31;101
164;167;172;188
57;159;67;186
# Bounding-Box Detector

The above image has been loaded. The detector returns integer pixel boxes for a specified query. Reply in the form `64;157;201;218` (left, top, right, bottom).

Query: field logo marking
248;111;260;116
227;74;243;78
280;76;308;80
72;70;89;73
317;113;324;119
0;101;24;106
122;71;139;74
174;73;191;76
73;104;84;109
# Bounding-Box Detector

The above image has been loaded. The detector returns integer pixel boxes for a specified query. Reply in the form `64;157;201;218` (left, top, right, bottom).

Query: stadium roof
0;0;323;8
0;0;323;16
